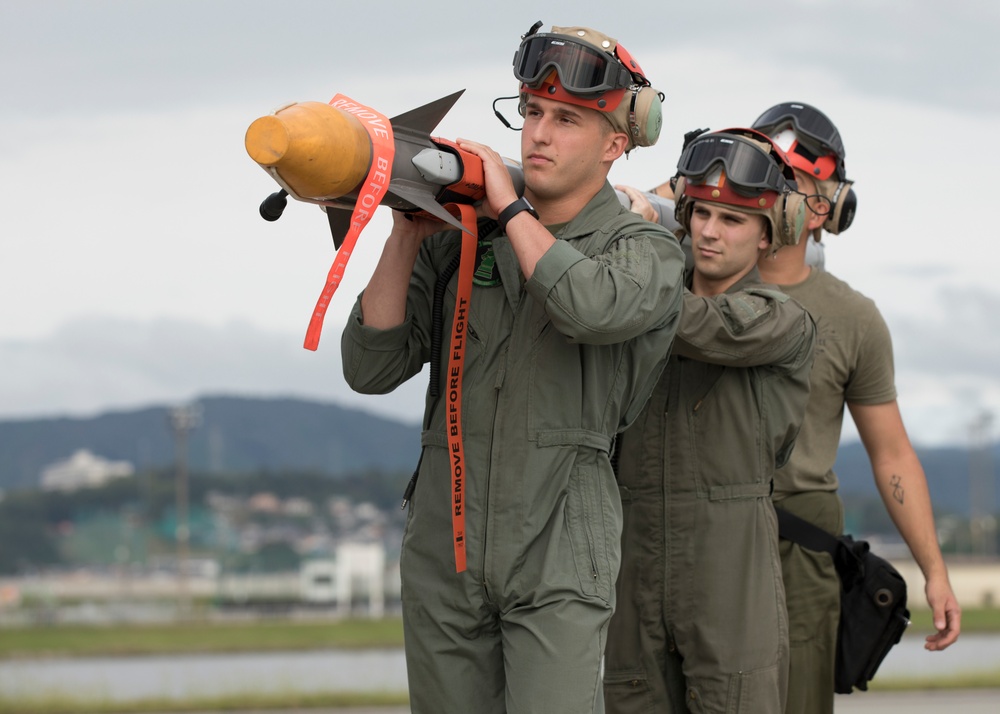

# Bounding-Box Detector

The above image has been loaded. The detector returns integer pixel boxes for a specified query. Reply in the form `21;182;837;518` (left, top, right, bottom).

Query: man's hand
456;138;553;278
616;184;659;222
390;206;444;244
456;138;518;219
924;576;961;651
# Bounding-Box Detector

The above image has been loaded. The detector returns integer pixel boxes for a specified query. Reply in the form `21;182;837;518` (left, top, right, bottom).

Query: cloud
4;1;999;120
891;286;1000;376
771;1;1000;114
831;284;1000;447
0;317;426;425
1;0;999;452
879;285;1000;445
2;309;997;450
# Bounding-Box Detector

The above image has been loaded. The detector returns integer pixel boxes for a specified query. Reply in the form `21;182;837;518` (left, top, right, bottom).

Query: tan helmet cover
550;25;618;53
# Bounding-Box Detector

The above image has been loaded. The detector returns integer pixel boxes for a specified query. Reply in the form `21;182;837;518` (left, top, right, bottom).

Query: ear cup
781;191;808;246
824;182;857;234
629;86;663;147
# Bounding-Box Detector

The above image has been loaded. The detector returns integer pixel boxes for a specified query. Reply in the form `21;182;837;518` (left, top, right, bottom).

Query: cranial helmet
752;102;857;235
512;22;664;151
673;128;808;250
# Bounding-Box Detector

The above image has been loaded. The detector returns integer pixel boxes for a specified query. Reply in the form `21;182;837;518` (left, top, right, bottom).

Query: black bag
776;508;911;694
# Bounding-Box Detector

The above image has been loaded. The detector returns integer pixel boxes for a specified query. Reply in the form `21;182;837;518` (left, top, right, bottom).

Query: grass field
1;608;998;660
0;690;411;714
0;616;406;659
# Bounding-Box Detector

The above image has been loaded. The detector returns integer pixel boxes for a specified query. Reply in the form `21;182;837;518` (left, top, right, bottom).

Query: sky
2;0;999;448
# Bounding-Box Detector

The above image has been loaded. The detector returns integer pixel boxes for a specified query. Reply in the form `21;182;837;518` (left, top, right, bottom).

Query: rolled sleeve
526;239;588;299
341;300;425;395
674;285;815;372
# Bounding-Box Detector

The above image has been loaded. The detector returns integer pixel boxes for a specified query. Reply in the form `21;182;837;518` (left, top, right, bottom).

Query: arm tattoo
890;474;905;505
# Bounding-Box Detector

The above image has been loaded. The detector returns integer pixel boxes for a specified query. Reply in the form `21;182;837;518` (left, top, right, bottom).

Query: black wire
411;218;498;508
493;95;523;131
428;218;498;397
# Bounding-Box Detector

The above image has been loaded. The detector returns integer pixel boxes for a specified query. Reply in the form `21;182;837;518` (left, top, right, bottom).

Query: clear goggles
677;133;793;197
751;103;846;163
513;33;634;97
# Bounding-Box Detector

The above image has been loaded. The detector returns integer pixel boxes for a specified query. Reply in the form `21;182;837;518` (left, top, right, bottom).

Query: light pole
969;410;996;557
169;404;201;612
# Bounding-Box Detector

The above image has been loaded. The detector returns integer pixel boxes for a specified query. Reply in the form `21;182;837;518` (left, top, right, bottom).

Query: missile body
246;91;524;246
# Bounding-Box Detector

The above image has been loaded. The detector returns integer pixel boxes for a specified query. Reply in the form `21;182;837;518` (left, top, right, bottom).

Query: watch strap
498;197;538;232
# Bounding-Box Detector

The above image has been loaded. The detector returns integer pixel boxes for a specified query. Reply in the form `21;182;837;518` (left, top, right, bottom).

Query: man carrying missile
341;21;685;714
604;129;816;713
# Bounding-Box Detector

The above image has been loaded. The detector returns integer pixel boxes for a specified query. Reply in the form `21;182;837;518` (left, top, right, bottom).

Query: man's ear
758;217;772;252
806;204;827;231
604;132;629;162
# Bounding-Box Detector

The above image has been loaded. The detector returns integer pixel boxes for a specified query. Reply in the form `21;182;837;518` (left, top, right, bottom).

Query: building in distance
40;449;135;492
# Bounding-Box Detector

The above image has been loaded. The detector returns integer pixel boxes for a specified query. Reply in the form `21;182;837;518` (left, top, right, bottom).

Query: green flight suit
341;183;685;714
605;268;816;714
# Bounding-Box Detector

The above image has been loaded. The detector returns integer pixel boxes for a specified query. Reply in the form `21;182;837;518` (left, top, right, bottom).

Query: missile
245;90;524;248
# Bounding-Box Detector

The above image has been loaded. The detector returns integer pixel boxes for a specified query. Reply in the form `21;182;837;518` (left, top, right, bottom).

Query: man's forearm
872;455;950;582
360;231;423;329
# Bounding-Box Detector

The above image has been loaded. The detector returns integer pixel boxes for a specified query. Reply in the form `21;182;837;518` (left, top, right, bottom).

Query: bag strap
775;507;841;556
775;507;865;588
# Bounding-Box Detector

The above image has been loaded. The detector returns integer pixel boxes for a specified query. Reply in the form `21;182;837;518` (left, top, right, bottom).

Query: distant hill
0;395;421;491
1;396;996;520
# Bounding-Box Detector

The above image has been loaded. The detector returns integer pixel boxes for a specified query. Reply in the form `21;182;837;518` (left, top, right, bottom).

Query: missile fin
390;90;466;135
325;207;354;249
388;183;473;235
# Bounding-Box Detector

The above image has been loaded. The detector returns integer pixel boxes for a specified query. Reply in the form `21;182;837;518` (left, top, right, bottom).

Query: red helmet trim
684;175;779;210
521;76;627;113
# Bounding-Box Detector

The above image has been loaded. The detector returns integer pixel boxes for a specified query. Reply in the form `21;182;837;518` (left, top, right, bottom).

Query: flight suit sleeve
527;225;686;345
340;236;444;395
672;287;816;372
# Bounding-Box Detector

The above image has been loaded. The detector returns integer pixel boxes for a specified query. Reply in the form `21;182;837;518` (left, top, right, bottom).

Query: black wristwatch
498;197;539;232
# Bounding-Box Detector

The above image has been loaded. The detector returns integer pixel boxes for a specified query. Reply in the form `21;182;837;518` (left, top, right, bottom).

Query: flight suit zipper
481;340;507;602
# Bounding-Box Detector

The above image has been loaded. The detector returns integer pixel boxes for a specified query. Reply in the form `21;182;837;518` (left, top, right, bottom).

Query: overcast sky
2;0;999;447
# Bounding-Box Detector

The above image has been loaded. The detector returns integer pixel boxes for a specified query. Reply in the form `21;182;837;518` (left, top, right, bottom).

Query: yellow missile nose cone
245;115;291;166
245;101;373;200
